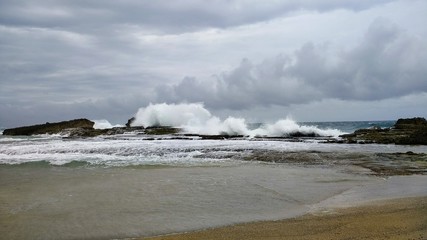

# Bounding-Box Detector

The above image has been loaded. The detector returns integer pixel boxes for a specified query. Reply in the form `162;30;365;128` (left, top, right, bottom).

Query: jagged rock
198;134;244;140
394;117;427;129
340;117;427;145
102;126;145;135
288;132;317;138
243;150;427;176
144;126;180;135
60;126;146;138
3;119;94;136
125;117;136;127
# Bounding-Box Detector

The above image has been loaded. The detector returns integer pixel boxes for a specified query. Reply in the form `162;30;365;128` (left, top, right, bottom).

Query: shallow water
1;135;426;166
1;135;427;239
0;164;376;239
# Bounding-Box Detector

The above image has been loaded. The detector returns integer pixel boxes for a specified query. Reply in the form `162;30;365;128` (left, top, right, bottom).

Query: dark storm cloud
160;19;427;109
0;0;424;127
0;0;393;33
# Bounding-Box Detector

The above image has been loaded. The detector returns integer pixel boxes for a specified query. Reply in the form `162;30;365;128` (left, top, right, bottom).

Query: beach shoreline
2;135;427;239
142;196;427;240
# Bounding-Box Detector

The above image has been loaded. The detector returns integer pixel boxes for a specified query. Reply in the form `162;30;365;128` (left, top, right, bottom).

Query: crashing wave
93;120;123;129
132;103;345;137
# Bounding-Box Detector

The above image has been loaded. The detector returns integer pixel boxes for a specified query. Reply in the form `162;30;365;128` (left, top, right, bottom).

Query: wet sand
143;197;427;240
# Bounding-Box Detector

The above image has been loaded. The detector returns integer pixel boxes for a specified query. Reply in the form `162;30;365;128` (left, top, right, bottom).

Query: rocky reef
2;118;179;137
339;117;427;145
3;119;95;136
242;150;427;176
3;117;426;145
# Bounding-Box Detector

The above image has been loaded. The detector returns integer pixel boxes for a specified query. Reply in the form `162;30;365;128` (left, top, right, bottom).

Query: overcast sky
1;0;427;127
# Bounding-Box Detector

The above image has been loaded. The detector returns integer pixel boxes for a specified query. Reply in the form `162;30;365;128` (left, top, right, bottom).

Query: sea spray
132;103;345;137
252;119;345;137
132;103;212;127
92;120;123;129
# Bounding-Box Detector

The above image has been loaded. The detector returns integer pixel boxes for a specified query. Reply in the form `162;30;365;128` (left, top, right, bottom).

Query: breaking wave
132;103;345;137
93;119;123;129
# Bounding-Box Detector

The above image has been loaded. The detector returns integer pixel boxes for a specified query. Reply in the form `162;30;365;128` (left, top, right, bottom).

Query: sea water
1;121;427;239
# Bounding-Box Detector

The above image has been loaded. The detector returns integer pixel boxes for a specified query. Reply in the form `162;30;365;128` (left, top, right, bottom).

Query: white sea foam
2;140;426;240
252;119;345;137
0;138;329;166
0;137;23;142
2;136;426;166
132;103;212;127
132;103;345;137
93;119;123;129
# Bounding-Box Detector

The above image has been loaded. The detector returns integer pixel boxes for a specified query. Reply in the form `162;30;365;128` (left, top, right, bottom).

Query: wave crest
93;120;123;129
132;103;344;137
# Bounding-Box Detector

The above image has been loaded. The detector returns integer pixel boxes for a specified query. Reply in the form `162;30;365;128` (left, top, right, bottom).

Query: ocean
1;120;427;239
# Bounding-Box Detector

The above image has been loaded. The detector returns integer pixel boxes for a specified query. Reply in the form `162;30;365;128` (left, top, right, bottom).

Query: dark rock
62;126;146;138
3;118;181;138
395;129;427;145
243;150;427;176
198;135;244;140
288;132;317;138
65;128;105;138
3;119;94;136
340;117;427;145
125;117;136;127
144;126;181;135
394;117;427;129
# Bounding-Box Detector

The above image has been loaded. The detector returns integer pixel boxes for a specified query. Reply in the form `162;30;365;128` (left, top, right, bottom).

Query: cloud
0;95;151;128
159;18;427;109
1;1;426;128
0;0;395;33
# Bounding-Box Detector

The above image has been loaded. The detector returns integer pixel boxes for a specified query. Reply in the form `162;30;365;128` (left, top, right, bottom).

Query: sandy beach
144;196;427;240
2;134;427;239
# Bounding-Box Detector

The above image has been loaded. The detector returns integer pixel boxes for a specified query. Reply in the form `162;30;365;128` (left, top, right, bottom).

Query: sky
1;0;427;127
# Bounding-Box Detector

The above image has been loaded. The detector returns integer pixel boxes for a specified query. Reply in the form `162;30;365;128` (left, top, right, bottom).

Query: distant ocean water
246;120;395;134
300;120;396;133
